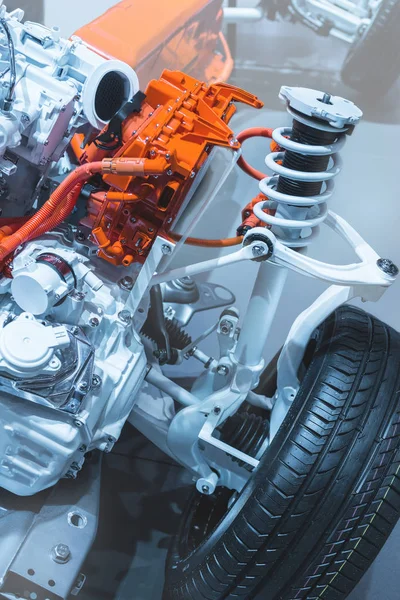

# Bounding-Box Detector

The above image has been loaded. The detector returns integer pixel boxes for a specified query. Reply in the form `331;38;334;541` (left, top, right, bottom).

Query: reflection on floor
78;426;192;600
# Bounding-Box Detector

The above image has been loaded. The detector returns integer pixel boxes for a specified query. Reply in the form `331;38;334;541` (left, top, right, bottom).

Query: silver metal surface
162;279;236;326
0;453;101;600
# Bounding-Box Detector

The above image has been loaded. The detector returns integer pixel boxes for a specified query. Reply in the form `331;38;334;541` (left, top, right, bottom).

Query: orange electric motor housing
74;0;233;86
77;70;263;267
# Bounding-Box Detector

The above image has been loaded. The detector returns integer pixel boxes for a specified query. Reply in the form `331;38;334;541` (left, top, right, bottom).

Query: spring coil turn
254;119;347;248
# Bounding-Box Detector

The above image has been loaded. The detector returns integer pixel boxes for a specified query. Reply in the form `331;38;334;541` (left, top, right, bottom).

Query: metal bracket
0;454;102;600
162;278;236;326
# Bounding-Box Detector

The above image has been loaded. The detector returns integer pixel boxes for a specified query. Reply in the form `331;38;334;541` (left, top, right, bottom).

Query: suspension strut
255;87;363;247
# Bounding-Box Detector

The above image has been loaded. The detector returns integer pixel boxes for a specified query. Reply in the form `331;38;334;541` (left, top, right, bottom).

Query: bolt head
217;365;229;377
119;310;132;324
89;317;100;328
92;374;102;389
76;231;86;242
213;405;222;415
202;485;210;494
162;244;172;255
252;245;265;258
220;320;233;336
52;544;71;563
377;258;399;277
119;276;134;291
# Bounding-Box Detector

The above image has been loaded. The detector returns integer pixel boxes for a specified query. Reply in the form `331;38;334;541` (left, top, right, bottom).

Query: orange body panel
79;70;263;267
74;0;232;85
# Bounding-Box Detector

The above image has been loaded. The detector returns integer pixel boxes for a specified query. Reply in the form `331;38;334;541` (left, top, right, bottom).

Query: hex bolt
78;381;88;392
89;317;100;328
162;244;172;255
76;231;86;242
252;245;265;258
52;544;71;564
118;310;132;324
92;374;102;389
220;320;233;335
119;276;134;291
377;258;399;277
213;406;222;415
217;365;229;377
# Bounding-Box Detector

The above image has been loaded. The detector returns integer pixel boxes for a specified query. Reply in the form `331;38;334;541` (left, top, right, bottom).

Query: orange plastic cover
75;0;224;79
79;70;263;267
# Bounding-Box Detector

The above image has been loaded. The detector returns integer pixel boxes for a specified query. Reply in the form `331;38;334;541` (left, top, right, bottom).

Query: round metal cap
279;86;363;129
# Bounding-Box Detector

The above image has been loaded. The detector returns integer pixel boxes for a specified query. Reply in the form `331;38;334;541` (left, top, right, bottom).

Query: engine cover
0;230;147;496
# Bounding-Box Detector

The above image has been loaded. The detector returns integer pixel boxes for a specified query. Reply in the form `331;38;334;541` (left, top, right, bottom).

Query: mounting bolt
220;320;233;336
377;258;399;277
119;276;134;291
118;310;132;324
202;485;210;495
162;244;172;255
76;231;86;243
52;544;71;564
252;245;265;258
74;419;83;428
92;374;102;389
89;317;100;328
213;406;222;415
217;365;229;377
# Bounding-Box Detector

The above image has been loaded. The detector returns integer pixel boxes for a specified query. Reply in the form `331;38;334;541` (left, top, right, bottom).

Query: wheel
164;306;400;600
341;0;400;94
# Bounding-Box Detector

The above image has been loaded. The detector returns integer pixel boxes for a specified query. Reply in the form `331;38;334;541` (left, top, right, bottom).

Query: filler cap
279;86;363;129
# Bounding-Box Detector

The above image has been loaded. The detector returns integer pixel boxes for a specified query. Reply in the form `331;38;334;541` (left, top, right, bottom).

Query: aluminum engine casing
0;229;147;497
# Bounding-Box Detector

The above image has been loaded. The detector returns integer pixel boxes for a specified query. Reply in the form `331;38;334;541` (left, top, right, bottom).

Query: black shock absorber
277;103;341;199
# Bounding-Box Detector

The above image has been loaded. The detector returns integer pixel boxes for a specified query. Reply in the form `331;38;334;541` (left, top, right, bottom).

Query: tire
164;306;400;600
341;0;400;94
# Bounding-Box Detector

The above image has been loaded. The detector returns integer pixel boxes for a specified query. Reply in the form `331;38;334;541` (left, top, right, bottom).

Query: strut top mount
279;86;363;130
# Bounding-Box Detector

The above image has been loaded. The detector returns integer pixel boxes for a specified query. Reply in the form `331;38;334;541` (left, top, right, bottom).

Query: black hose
0;18;16;111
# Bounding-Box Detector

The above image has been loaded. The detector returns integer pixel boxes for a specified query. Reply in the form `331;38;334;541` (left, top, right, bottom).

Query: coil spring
219;412;269;471
255;118;347;248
